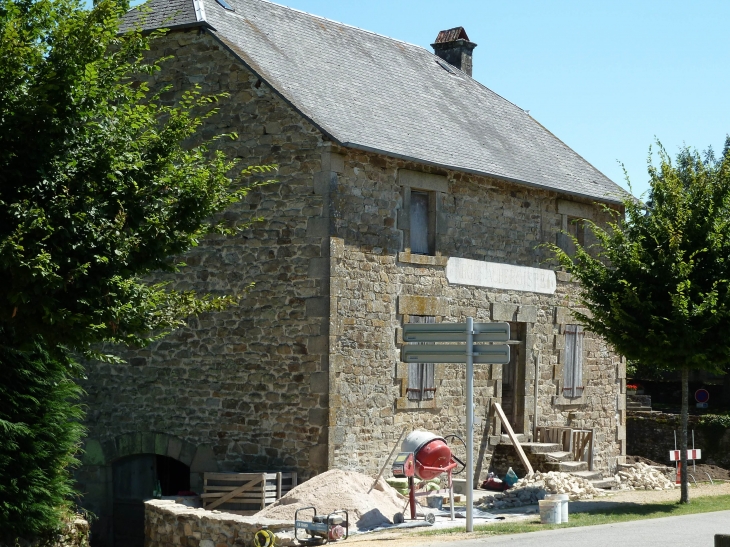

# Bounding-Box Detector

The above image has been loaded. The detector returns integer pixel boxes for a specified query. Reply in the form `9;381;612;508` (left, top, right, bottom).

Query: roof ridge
193;0;206;22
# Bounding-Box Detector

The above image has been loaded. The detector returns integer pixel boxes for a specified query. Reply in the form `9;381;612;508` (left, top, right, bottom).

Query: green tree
550;140;730;503
0;346;85;539
0;0;273;536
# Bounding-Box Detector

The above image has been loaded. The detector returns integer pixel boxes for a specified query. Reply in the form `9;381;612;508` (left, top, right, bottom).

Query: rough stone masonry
75;23;627;547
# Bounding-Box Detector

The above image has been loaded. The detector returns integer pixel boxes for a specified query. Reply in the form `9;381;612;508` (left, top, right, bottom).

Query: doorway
112;455;190;547
501;322;527;433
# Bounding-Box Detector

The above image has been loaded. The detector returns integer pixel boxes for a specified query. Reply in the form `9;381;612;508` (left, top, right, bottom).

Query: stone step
543;451;573;462
543;460;589;473
591;478;617;489
519;442;562;454
570;469;603;481
498;433;528;445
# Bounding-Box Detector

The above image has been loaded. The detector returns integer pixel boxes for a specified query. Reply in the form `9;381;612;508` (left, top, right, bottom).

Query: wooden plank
261;473;266;510
493;402;534;476
203;485;278;493
588;428;595;471
206;475;263;511
201;491;277;500
203;472;279;481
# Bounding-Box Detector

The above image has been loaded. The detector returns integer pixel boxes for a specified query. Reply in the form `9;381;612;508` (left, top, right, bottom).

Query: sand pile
255;469;408;530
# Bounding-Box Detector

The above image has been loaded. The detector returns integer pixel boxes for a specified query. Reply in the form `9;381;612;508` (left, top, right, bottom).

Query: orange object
414;439;452;480
676;462;682;485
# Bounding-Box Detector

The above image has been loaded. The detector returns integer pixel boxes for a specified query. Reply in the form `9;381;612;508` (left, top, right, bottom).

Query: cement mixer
391;430;464;521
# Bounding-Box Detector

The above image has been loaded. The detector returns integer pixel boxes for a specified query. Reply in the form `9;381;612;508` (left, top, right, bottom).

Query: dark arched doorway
112;455;190;547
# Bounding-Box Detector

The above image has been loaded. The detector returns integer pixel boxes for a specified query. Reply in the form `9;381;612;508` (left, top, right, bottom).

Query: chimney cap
434;27;470;44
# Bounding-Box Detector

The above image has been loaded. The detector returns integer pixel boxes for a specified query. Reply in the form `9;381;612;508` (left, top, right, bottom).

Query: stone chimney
431;27;477;76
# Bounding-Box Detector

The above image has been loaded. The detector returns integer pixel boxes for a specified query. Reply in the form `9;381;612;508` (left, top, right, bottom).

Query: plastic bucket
538;500;562;524
546;494;569;523
426;495;443;510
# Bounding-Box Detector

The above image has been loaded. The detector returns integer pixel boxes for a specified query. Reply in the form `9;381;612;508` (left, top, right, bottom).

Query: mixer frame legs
408;476;417;520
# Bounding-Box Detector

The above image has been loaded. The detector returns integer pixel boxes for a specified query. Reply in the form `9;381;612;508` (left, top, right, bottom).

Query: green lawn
419;493;730;538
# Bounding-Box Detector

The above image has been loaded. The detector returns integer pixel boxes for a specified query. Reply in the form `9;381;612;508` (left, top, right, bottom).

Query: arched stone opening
112;454;191;547
76;433;217;547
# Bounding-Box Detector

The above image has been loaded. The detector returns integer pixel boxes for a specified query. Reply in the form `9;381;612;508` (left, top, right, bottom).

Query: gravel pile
255;469;407;530
479;471;603;509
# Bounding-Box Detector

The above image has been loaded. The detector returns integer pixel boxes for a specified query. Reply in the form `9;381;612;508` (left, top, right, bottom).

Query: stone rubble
478;471;603;509
610;462;676;491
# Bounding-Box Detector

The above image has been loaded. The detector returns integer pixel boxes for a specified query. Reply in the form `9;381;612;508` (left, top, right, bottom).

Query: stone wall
77;28;332;546
627;411;730;468
144;500;294;547
326;145;625;477
0;517;89;547
77;24;626;547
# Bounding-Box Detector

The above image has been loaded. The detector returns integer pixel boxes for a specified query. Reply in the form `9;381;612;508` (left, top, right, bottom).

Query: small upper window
216;0;234;11
410;191;430;255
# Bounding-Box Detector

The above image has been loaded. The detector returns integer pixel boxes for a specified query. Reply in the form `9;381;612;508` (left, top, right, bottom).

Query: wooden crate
201;472;297;515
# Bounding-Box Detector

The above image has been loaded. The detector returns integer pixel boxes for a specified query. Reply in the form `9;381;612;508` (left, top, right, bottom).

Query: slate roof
122;0;626;203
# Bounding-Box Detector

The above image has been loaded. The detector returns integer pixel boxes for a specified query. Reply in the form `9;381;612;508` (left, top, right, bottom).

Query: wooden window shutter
563;324;584;398
407;316;436;401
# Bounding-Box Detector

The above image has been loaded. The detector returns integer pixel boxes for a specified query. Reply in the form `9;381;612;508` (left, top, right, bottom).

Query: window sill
398;252;448;267
552;393;586;406
396;396;439;410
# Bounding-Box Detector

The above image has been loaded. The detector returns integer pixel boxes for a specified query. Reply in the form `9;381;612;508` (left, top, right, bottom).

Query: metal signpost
401;318;510;532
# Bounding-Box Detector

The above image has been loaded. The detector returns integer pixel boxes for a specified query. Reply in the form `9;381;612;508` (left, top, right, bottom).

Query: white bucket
546;494;569;523
538;500;562;524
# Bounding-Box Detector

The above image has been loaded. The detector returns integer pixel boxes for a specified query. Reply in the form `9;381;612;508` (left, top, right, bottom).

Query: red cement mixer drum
401;430;452;480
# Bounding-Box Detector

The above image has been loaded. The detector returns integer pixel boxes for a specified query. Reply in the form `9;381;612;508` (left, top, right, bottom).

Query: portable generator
294;506;349;545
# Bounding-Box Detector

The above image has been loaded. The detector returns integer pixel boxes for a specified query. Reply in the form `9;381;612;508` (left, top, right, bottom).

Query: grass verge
420;494;730;537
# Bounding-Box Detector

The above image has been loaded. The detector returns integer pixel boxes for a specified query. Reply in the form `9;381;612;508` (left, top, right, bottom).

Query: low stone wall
627;411;730;468
145;500;296;547
0;517;89;547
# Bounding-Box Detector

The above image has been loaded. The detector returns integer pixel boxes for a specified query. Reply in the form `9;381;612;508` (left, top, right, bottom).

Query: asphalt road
426;510;730;547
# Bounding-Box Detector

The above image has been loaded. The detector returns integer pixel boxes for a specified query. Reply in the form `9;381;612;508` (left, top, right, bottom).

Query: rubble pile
612;462;676;490
479;471;602;509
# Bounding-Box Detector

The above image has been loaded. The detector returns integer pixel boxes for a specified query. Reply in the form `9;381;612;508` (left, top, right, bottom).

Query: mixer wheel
425;513;436;525
393;512;404;524
443;434;466;475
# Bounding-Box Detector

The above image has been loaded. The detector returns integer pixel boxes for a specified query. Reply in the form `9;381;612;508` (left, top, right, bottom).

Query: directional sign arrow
402;322;510;343
401;344;510;364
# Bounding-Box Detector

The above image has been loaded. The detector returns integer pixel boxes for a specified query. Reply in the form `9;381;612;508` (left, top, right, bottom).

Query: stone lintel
398;295;449;316
491;303;517;322
397;169;449;193
557;199;595;220
516;305;538;323
397;252;448;267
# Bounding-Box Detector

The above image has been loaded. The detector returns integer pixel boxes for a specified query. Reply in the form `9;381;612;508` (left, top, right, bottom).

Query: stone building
76;0;629;545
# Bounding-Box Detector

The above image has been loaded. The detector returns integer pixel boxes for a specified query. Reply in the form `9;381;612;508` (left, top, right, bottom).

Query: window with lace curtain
407;315;436;401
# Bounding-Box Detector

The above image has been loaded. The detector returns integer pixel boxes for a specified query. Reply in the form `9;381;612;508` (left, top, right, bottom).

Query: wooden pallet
201;472;297;515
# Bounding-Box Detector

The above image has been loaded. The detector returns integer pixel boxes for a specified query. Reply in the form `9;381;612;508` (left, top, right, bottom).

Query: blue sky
121;0;730;199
